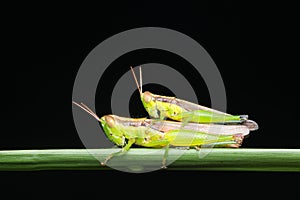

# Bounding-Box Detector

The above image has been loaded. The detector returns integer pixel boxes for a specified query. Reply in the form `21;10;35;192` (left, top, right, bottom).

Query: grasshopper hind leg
204;133;244;148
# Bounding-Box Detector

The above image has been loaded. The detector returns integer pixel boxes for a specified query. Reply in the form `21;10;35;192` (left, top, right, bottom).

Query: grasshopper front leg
101;138;136;166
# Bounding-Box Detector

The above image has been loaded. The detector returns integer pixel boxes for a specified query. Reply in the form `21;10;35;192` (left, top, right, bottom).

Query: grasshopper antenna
139;66;142;93
72;101;101;122
130;66;142;94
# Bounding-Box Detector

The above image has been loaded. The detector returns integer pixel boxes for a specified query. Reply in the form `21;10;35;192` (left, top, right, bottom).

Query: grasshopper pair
73;67;258;168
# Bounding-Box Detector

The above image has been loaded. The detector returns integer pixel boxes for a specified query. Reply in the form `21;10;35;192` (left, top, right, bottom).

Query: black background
7;1;300;196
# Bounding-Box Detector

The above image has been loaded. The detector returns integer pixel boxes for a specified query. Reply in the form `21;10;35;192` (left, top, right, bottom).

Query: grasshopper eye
105;116;115;127
143;91;153;103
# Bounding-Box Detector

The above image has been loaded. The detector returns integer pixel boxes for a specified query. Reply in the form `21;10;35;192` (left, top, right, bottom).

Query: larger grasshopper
73;102;250;168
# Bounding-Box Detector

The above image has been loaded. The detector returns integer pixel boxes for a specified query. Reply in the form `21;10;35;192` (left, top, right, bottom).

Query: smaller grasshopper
130;66;258;130
73;102;245;168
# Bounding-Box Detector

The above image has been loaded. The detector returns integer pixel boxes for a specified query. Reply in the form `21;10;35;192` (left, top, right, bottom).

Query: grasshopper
130;66;258;130
73;102;247;168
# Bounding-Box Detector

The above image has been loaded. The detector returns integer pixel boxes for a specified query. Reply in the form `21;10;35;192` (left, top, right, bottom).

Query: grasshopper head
100;115;125;146
141;91;160;118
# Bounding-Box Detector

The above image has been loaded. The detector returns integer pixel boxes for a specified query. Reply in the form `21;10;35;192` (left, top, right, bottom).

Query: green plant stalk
1;148;299;172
